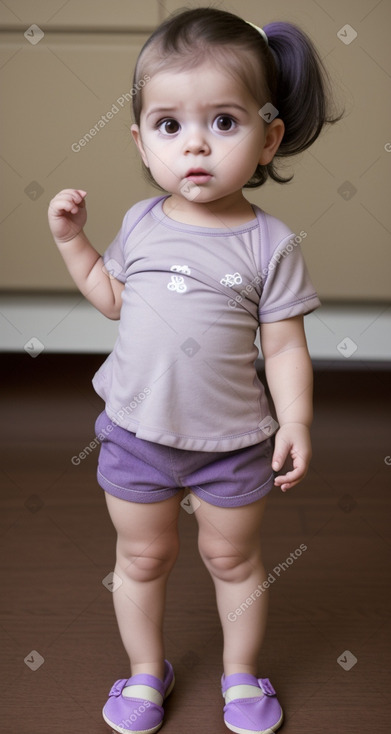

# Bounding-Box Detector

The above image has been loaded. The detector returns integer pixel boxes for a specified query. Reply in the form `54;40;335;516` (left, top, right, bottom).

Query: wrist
55;229;86;247
277;420;312;430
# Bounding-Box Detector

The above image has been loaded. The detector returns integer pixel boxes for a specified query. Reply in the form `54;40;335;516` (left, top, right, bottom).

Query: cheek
146;138;176;166
147;145;170;171
224;141;259;173
146;148;179;185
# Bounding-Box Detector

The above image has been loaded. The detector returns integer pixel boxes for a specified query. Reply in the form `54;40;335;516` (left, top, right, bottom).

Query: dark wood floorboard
1;355;390;733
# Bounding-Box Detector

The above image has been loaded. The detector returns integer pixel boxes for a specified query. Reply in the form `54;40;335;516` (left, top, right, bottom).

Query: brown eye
213;115;236;132
159;119;180;134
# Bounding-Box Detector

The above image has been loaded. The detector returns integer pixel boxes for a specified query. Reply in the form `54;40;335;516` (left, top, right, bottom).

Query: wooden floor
1;354;390;733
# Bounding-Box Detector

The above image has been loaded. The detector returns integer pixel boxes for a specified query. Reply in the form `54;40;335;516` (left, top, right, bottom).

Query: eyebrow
146;107;177;119
145;102;249;119
213;103;248;113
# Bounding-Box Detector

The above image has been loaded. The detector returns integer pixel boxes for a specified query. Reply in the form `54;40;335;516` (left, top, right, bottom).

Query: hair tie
246;20;268;46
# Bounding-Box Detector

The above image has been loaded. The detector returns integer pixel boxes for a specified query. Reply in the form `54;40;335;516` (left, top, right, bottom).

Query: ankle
130;661;166;681
224;663;258;678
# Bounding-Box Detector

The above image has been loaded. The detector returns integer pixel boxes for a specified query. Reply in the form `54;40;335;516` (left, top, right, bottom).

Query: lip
185;168;212;184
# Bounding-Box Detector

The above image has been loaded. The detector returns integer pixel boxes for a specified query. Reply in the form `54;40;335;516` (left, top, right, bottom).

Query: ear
131;124;150;168
259;118;285;166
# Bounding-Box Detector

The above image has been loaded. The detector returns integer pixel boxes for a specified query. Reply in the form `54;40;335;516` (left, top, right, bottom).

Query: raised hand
48;188;87;243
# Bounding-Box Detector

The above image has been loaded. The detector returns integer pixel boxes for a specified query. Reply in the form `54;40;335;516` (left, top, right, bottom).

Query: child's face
131;62;283;205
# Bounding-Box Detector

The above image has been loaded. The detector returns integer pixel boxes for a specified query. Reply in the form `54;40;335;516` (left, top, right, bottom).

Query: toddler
48;7;339;733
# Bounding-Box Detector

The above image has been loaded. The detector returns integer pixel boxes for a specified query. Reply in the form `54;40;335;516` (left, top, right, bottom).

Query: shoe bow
108;678;128;697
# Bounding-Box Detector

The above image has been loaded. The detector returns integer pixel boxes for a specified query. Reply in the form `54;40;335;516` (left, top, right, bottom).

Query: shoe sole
224;710;284;734
102;710;163;734
103;675;175;734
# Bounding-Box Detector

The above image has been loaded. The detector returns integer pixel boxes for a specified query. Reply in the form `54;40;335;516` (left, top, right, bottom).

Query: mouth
185;168;212;184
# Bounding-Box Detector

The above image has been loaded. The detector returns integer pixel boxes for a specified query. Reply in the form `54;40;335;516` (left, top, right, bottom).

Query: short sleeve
100;197;165;284
258;233;321;323
101;225;127;283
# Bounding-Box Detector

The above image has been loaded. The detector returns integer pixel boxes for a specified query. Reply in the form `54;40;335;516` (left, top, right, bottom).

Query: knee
204;554;247;583
199;539;260;583
118;536;179;583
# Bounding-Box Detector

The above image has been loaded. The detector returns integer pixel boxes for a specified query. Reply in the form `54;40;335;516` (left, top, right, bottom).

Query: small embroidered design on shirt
170;264;191;275
220;272;243;287
167;274;187;293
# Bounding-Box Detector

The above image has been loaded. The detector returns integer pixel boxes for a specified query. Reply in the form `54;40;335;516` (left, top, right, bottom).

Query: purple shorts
95;410;275;508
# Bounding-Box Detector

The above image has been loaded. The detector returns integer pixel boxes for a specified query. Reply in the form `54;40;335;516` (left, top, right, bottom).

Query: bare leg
195;494;268;677
105;491;183;681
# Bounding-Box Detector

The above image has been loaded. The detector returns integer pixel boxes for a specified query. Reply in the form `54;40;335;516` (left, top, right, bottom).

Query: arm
48;189;124;320
260;315;314;492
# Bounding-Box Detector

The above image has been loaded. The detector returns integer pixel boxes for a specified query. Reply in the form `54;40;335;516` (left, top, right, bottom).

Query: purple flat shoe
221;673;283;734
103;660;175;734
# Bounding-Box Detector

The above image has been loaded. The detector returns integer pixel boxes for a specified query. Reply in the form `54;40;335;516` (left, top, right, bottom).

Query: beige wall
1;0;390;300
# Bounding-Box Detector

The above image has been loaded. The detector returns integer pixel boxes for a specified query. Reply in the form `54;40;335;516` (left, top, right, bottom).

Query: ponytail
252;21;342;185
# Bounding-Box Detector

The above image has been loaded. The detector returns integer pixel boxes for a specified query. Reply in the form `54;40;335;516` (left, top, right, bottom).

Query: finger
272;434;291;472
274;467;303;489
67;190;87;213
52;199;79;215
74;189;87;205
55;188;87;198
274;457;307;491
278;479;300;492
50;191;86;215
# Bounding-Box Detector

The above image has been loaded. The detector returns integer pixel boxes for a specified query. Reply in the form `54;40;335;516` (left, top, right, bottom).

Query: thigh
194;494;268;558
105;491;184;558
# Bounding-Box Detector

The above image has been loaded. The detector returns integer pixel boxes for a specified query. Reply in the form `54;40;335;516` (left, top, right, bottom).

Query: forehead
141;62;255;110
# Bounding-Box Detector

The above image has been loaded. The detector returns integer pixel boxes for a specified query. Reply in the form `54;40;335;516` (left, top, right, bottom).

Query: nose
183;125;211;155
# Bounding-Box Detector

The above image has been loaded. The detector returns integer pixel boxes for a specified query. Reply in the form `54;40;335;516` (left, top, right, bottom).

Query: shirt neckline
151;195;259;235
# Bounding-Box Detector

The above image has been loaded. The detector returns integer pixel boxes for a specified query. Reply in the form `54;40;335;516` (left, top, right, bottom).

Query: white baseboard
0;293;390;363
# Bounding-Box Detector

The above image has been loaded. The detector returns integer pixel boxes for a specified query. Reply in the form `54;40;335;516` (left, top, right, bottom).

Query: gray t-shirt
92;196;320;451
